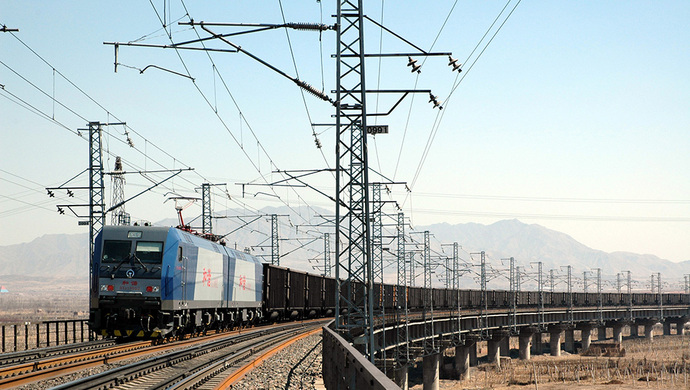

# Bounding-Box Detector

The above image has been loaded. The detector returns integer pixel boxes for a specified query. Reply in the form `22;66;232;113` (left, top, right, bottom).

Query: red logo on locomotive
202;268;212;287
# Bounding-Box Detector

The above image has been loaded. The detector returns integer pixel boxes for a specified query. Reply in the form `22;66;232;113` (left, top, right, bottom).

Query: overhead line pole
271;214;280;265
371;182;385;371
395;212;409;370
323;232;331;277
333;0;375;362
423;231;435;355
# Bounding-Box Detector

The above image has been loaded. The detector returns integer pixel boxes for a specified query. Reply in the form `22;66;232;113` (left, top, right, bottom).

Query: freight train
89;225;688;338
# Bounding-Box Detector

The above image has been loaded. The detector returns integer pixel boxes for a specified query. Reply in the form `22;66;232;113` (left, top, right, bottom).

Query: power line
3;21;300;227
392;0;458;181
408;0;523;191
409;208;690;223
394;191;690;205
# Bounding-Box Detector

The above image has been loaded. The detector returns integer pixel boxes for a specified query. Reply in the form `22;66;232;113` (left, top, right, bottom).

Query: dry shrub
638;376;657;381
507;378;534;386
581;346;601;356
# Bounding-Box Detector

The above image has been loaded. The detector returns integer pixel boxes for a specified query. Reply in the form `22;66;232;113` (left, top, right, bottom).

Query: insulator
114;156;123;171
314;137;322;149
294;79;333;103
452;63;462;72
407;56;417;67
448;55;458;67
285;22;333;31
47;189;55;197
428;93;437;103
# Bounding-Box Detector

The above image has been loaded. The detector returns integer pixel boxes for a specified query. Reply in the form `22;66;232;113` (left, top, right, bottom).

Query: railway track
52;320;328;390
0;339;116;367
0;338;152;389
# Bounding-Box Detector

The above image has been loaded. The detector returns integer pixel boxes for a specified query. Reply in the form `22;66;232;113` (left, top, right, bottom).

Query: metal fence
1;319;99;353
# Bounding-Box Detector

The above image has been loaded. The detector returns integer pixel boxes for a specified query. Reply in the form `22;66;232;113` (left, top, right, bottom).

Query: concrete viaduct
322;305;690;389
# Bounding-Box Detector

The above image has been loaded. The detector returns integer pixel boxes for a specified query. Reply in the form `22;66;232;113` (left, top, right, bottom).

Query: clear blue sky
1;1;689;263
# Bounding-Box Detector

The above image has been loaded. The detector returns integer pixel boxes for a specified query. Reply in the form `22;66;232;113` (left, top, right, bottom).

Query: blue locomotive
90;225;264;338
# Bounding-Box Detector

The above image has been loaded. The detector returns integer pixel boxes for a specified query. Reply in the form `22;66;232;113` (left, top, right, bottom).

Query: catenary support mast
334;0;375;361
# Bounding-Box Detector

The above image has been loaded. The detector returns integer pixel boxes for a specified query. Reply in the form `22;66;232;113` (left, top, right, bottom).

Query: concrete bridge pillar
564;328;575;353
394;364;409;390
549;325;563;357
581;327;592;352
613;323;624;344
676;321;687;335
531;332;543;355
519;334;532;360
663;320;672;336
469;342;478;366
500;336;510;357
455;339;476;381
518;327;538;361
598;326;607;341
629;323;639;338
423;353;440;390
644;322;656;341
487;337;502;368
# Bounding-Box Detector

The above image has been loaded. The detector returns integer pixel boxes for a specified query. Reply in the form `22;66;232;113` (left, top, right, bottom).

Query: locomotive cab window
136;241;164;263
102;240;131;262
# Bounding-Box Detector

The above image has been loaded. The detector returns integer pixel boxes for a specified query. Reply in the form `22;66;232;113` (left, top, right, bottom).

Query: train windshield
102;240;131;262
136;241;164;263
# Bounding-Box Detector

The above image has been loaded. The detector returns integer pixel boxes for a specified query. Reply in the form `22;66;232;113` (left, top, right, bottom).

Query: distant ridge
0;214;686;290
420;219;688;281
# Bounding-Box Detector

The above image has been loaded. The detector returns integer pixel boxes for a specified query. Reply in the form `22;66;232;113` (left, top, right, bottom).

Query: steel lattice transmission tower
334;0;375;361
110;156;130;226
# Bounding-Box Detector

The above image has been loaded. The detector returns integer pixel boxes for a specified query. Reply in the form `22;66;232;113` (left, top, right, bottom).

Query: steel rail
173;326;323;389
0;339;115;367
52;320;328;390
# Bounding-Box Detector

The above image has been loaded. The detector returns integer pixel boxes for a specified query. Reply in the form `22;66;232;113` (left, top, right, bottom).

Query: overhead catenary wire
276;0;332;171
1;25;290;232
392;0;458;181
171;1;330;226
4;4;327;242
407;0;523;194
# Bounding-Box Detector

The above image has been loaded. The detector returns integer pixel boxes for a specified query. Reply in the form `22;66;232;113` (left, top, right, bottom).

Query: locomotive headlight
146;286;160;293
100;284;108;291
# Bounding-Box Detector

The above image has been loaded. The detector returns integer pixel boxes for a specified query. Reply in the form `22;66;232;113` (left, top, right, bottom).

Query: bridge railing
322;320;399;390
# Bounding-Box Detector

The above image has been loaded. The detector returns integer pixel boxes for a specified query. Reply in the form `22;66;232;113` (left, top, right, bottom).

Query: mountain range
1;211;687;292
